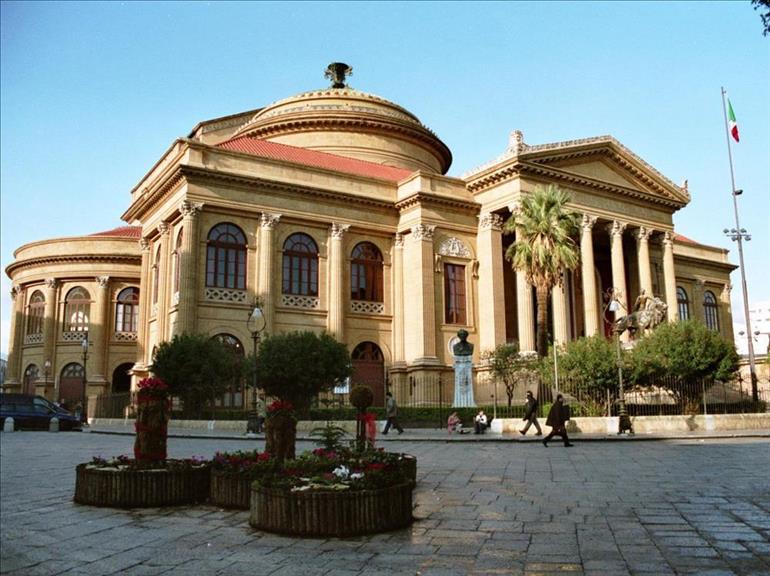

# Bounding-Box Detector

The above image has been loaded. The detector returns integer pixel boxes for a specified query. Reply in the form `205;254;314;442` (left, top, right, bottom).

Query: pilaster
88;276;110;386
476;213;506;352
402;224;438;363
42;279;58;375
258;213;281;335
392;233;405;364
134;239;152;371
4;285;24;390
328;223;350;339
155;223;171;341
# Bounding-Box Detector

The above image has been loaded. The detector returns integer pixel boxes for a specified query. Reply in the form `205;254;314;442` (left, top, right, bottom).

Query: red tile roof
90;226;142;239
216;136;413;182
673;233;698;245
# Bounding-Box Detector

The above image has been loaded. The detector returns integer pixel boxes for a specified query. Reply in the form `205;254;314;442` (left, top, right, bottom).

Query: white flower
332;465;350;479
350;472;364;480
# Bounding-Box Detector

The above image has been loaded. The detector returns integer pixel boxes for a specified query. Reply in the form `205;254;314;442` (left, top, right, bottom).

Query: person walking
382;392;404;435
520;390;542;436
255;396;266;433
543;394;573;447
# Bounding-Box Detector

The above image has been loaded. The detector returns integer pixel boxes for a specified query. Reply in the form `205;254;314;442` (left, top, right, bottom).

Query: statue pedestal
453;355;475;407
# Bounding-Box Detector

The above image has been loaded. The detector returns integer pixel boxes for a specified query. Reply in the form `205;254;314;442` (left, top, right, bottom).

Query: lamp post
43;359;51;400
81;339;89;424
246;304;266;435
603;287;633;435
724;221;758;403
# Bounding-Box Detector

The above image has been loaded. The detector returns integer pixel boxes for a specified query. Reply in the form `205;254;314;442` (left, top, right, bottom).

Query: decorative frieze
350;300;385;315
411;224;435;241
205;288;248;304
281;294;320;309
437;237;471;258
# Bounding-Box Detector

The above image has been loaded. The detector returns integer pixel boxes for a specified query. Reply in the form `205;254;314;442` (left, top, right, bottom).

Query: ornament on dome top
325;62;353;88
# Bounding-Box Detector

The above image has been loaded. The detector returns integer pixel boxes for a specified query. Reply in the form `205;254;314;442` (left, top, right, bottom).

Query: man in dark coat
520;390;542;436
382;392;404;435
543;394;573;447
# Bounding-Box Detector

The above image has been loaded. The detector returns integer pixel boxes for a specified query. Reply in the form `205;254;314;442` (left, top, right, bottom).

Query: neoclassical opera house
5;64;735;410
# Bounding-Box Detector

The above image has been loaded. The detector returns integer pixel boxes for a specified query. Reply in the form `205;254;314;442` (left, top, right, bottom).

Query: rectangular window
444;263;466;325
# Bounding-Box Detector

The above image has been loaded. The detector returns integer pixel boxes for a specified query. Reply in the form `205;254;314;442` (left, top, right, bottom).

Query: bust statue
452;329;474;357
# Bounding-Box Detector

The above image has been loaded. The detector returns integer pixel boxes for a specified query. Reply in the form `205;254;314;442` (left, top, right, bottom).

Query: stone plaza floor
1;431;768;575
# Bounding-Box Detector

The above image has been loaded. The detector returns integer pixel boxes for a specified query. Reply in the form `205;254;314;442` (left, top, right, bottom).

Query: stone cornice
395;192;478;213
6;254;141;277
122;168;185;223
673;253;737;273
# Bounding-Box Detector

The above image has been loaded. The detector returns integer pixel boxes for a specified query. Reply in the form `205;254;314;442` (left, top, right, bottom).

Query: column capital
635;226;653;242
581;214;598;232
10;285;21;300
606;220;627;238
95;276;110;289
45;278;58;290
180;200;203;218
157;222;170;236
261;213;282;229
507;200;521;216
411;223;436;241
331;223;351;239
662;231;674;246
478;212;504;231
140;238;151;252
394;233;404;248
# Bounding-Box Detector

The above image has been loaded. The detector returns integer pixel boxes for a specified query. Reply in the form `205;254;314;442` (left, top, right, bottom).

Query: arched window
206;223;247;289
26;291;45;335
212;333;244;408
116;287;140;333
677;287;690;321
444;263;467;325
64;287;90;332
152;245;161;305
704;290;719;331
23;364;39;395
351;242;383;302
282;233;319;296
173;229;183;294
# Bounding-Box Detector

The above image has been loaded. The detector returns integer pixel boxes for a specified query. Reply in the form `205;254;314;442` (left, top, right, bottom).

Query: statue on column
452;329;476;407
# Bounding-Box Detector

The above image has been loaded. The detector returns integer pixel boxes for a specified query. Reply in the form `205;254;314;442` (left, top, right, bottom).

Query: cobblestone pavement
1;432;769;576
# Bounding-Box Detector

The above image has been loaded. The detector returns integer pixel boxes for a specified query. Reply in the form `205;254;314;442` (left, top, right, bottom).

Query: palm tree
504;184;581;357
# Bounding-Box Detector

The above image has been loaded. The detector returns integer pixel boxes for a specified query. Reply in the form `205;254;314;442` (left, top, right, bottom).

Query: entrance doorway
59;363;84;411
23;364;39;395
112;363;133;393
351;342;385;406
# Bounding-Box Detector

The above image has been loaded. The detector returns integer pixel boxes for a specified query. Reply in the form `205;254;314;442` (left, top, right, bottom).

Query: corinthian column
42;279;58;374
477;213;506;352
392;233;405;363
552;273;569;345
608;221;628;325
176;200;203;335
89;276;110;386
134;239;152;371
258;213;281;335
662;232;678;322
402;224;437;362
4;285;24;391
155;223;171;340
328;223;350;339
580;215;599;336
636;226;654;297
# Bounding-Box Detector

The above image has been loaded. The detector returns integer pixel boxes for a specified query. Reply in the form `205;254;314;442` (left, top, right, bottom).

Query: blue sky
2;1;769;355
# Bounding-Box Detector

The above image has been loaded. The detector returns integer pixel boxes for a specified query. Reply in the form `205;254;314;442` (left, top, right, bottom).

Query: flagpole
720;87;758;403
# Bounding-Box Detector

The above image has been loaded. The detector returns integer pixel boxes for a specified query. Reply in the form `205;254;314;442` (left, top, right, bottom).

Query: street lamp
81;339;89;424
603;287;633;435
43;359;51;400
246;304;266;435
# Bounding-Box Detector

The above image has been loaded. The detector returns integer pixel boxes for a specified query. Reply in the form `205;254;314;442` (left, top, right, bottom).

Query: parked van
0;394;82;431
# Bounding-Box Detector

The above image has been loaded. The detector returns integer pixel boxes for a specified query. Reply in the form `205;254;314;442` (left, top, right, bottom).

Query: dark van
0;394;82;431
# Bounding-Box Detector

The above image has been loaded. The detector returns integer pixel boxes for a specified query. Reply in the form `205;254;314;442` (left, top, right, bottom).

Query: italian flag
728;98;740;142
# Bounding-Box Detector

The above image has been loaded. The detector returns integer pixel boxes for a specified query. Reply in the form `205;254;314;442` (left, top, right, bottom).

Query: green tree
256;331;352;416
504;185;581;357
629;320;740;409
539;336;622;415
151;333;248;418
752;0;770;36
483;342;538;407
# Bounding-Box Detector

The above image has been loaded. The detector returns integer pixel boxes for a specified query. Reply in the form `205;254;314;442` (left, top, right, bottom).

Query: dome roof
235;86;452;174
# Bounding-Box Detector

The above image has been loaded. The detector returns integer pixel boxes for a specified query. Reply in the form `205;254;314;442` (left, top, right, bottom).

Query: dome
235;82;452;174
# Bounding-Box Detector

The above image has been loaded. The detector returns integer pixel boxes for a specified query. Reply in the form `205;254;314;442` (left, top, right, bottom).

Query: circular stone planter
400;454;417;484
74;462;210;508
209;469;252;509
250;482;414;537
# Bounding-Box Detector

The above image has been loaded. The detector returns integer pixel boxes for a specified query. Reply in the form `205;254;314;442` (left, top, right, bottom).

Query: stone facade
3;70;737;407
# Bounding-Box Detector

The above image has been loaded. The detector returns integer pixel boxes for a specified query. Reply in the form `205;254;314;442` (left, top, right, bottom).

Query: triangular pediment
549;158;647;191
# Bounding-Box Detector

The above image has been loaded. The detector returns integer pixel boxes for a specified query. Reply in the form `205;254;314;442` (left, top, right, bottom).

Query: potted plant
209;449;276;509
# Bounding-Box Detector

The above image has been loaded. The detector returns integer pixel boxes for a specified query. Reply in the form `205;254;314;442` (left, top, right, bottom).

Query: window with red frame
26;290;45;335
350;242;383;302
444;263;466;325
115;287;139;333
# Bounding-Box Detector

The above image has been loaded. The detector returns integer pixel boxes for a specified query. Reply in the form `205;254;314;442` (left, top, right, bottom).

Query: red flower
137;377;168;391
267;400;294;413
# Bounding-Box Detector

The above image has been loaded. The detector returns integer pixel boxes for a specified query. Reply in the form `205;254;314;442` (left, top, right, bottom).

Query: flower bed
209;450;276;509
250;481;414;537
74;457;210;508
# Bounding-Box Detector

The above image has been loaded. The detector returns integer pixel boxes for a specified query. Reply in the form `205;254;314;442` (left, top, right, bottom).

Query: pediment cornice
395;192;479;213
